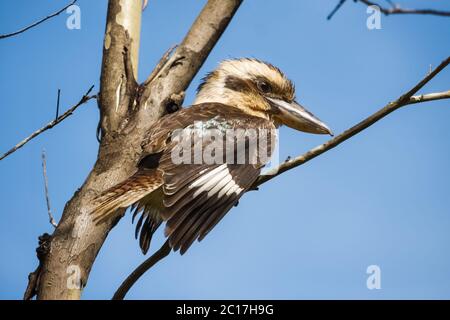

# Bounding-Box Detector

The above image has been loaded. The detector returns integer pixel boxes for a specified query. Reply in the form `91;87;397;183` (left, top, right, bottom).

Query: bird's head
194;58;332;135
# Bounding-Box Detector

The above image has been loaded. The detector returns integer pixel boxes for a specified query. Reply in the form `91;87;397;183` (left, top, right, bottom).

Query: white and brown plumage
91;58;332;255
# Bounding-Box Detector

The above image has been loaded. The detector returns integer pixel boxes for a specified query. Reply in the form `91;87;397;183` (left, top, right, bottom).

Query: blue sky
0;0;449;299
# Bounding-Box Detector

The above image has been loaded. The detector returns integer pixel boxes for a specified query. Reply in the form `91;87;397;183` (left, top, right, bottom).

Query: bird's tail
91;169;163;224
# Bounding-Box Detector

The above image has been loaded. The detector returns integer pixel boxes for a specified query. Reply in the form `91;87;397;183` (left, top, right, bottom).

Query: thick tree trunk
36;0;242;300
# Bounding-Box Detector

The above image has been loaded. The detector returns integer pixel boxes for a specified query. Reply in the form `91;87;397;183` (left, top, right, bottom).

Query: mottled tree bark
35;0;242;300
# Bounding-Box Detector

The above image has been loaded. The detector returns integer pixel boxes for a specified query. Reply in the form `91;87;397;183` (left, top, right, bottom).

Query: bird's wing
129;104;229;253
100;103;275;255
91;169;163;224
147;105;276;254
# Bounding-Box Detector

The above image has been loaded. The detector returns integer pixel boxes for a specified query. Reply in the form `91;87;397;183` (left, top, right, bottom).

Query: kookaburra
92;58;332;255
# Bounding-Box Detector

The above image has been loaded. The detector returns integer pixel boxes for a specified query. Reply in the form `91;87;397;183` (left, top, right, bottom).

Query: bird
91;58;332;255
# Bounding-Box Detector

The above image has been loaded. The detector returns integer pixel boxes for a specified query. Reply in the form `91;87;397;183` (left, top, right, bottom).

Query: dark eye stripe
224;75;252;93
224;74;294;102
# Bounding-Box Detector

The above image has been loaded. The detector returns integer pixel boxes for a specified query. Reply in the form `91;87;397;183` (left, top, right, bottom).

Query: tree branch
327;0;348;20
254;57;450;187
356;0;450;17
0;85;96;161
55;89;61;120
0;0;78;40
406;90;450;105
112;240;171;300
41;150;57;228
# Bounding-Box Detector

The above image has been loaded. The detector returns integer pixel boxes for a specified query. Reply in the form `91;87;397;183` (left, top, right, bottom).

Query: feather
90;169;163;224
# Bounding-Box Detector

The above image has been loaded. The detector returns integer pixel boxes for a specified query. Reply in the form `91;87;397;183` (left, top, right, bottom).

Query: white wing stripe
207;167;234;197
191;164;228;197
189;164;226;188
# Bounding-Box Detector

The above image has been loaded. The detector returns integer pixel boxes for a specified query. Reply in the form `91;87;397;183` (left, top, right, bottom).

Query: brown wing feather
90;169;163;224
92;103;276;255
152;106;276;254
131;187;165;254
184;165;260;253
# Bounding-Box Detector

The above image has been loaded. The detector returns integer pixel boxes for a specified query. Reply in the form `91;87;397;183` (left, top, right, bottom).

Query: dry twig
327;0;450;20
113;240;171;300
357;0;450;17
41;150;57;228
0;85;96;161
0;1;78;40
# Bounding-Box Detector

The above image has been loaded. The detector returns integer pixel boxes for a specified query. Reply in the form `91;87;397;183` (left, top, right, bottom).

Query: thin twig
112;240;171;300
0;1;77;40
356;0;450;17
0;85;96;161
41;150;57;228
327;0;348;20
254;57;450;187
55;89;61;120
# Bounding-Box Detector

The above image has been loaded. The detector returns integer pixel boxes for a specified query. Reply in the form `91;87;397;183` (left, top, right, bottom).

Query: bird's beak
268;97;333;136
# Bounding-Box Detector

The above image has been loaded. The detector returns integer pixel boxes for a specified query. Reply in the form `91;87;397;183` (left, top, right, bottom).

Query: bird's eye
257;81;271;93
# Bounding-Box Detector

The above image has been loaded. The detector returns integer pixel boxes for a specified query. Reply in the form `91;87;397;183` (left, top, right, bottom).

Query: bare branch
98;0;142;134
327;0;348;20
41;150;57;228
254;57;450;188
112;240;171;300
0;85;95;161
407;90;450;105
55;89;61;120
0;1;77;40
36;0;146;301
356;0;450;17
